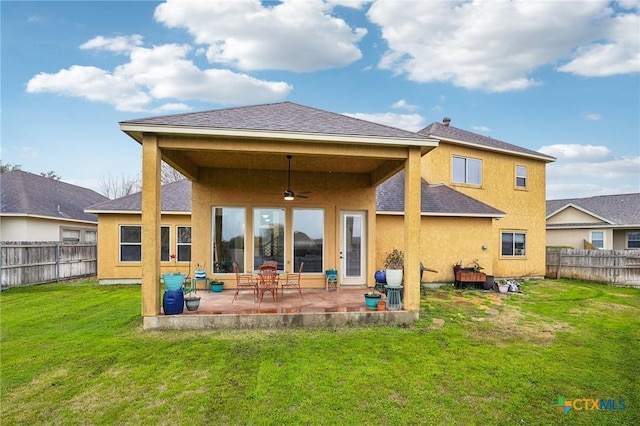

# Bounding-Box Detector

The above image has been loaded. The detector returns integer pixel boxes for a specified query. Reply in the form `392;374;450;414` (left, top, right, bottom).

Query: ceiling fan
283;155;310;200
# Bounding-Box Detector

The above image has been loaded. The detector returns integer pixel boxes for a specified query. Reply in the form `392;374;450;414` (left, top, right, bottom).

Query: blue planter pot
163;273;185;291
374;270;386;283
364;293;381;309
210;282;224;293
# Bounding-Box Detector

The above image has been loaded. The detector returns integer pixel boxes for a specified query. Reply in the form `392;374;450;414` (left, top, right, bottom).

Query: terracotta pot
377;300;386;311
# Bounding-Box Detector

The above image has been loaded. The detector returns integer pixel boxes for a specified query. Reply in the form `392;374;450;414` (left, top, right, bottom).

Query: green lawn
1;279;638;425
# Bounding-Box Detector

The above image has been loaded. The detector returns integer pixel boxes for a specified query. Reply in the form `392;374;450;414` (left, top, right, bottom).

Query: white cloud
584;113;602;121
558;12;640;76
473;126;491;132
538;144;611;162
154;0;367;72
342;112;426;131
367;0;638;92
391;99;417;111
80;35;144;54
26;38;292;112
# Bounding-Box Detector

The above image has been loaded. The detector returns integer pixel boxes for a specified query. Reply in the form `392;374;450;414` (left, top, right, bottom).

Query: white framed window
452;156;482;185
253;208;285;271
590;231;604;249
293;209;324;273
120;225;141;262
61;228;81;242
501;231;527;257
627;232;640;249
84;230;97;243
515;165;527;188
176;226;191;262
212;207;246;273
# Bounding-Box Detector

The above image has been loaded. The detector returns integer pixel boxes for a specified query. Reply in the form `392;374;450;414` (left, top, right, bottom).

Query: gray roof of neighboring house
546;193;640;226
419;121;555;162
85;179;191;213
0;170;109;223
377;171;505;217
120;101;428;140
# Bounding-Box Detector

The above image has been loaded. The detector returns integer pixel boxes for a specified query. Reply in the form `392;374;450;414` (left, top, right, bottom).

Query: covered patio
145;287;418;330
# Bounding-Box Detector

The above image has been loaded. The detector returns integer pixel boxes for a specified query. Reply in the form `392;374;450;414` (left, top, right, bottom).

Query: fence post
56;243;61;282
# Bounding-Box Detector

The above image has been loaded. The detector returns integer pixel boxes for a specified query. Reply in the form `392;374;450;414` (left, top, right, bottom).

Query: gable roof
419;121;555;162
85;179;191;214
121;101;431;142
0;170;109;223
546;193;640;227
377;171;505;218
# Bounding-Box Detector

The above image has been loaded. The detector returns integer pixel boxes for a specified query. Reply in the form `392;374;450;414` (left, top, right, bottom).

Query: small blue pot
163;273;185;291
374;270;386;283
364;294;381;309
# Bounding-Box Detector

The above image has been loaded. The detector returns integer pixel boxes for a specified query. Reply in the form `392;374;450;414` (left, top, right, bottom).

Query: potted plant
364;287;382;309
183;287;201;311
162;253;185;291
383;249;404;287
497;279;510;294
194;262;207;279
210;278;224;293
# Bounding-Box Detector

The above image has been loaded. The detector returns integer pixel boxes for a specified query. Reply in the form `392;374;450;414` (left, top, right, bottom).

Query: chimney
442;117;451;127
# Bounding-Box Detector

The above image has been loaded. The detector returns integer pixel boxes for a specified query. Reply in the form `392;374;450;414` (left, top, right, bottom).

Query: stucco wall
96;213;191;282
190;167;377;289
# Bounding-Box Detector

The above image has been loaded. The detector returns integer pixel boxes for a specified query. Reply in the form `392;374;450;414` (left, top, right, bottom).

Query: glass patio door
340;211;367;286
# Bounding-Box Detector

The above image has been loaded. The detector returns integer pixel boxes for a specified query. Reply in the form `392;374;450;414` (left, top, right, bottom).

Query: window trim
627;231;640;249
590;230;605;249
119;224;142;263
292;208;325;273
501;230;527;257
515;165;527;189
176;225;192;262
452;155;482;186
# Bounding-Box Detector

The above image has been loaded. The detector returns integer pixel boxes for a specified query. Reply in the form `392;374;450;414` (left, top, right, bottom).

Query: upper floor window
62;228;81;242
627;232;640;249
452;156;482;185
293;209;324;273
515;165;527;188
590;231;604;249
176;226;191;262
501;231;526;257
213;207;246;273
84;230;97;243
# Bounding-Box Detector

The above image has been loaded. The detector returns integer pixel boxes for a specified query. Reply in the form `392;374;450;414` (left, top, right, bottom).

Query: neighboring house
87;102;554;325
546;193;640;250
85;179;192;284
0;170;108;242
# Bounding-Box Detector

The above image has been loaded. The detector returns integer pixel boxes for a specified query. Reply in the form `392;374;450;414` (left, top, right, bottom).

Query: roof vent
442;117;451;126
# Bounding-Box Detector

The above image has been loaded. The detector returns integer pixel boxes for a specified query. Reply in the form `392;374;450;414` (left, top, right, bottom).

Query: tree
0;160;61;180
97;162;184;199
0;161;22;173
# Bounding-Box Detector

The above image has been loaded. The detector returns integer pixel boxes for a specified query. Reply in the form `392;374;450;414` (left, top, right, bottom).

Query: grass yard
1;279;638;425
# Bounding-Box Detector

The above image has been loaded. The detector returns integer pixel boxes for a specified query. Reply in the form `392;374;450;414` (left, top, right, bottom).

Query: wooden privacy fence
546;248;640;286
0;242;97;288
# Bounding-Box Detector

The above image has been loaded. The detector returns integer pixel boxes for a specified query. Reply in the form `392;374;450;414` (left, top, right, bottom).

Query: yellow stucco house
86;102;554;326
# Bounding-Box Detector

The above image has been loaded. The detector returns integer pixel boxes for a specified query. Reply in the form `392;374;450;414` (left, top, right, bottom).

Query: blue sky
2;0;639;200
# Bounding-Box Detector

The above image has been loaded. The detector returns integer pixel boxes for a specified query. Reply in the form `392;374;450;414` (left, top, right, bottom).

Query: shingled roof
419;121;555;162
546;193;640;226
85;179;191;213
121;101;428;140
376;171;505;217
0;170;109;223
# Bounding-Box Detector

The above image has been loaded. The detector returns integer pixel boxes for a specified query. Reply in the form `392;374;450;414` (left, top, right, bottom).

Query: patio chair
231;262;258;303
257;264;279;305
281;262;304;300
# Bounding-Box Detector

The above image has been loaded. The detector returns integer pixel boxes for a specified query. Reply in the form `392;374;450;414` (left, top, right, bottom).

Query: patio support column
141;134;162;316
404;146;421;311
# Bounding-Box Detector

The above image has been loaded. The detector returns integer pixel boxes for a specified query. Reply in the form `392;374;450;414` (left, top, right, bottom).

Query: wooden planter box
455;271;486;283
